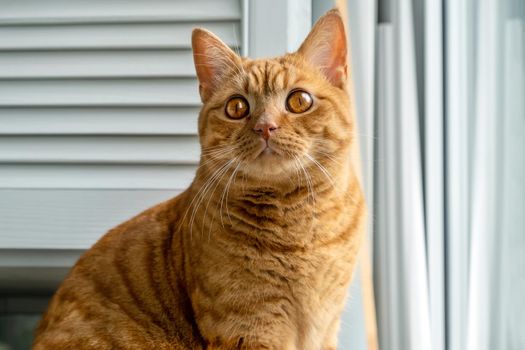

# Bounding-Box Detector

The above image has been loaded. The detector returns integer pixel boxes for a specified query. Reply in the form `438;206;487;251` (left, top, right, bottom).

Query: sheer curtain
331;0;525;349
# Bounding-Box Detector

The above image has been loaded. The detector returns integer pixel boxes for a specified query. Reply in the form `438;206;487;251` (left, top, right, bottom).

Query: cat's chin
242;152;299;182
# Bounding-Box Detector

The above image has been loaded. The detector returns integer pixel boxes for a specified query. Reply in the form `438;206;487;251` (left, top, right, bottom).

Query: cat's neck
192;159;351;207
178;159;358;253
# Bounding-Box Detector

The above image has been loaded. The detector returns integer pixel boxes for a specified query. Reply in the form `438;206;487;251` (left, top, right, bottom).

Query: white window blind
0;0;242;252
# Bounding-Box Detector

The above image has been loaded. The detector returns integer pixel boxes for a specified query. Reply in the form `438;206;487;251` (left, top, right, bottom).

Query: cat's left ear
297;9;348;88
192;28;241;102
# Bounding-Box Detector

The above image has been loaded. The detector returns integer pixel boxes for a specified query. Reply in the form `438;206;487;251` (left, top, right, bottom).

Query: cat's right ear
192;28;241;102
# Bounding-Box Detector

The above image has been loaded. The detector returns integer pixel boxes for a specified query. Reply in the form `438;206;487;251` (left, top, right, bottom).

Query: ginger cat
33;9;365;350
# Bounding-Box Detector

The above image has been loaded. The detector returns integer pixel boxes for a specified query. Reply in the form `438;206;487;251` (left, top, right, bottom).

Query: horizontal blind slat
0;136;201;164
0;107;200;135
0;0;241;23
0;22;241;50
0;50;199;78
0;79;201;106
0;164;196;190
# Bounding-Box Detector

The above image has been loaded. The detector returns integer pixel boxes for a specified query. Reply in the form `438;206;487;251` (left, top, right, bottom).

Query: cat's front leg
199;316;298;350
205;336;297;350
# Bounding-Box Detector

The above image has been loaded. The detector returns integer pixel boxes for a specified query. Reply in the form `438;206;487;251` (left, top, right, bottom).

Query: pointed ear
192;28;241;102
297;9;348;88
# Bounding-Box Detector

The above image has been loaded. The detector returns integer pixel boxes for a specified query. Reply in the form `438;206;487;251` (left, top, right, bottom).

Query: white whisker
220;161;242;228
191;157;238;236
305;153;336;189
180;157;235;239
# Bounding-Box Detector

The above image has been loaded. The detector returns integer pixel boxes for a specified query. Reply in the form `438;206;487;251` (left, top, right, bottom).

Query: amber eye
286;89;313;113
225;96;250;119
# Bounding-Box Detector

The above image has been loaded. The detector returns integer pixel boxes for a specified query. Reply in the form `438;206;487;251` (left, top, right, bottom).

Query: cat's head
192;9;353;183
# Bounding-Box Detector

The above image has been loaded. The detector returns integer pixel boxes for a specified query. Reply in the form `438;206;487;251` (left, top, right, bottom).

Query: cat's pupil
286;90;313;113
225;96;249;119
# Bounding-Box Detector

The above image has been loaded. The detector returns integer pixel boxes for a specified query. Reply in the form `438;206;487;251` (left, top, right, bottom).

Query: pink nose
253;121;278;140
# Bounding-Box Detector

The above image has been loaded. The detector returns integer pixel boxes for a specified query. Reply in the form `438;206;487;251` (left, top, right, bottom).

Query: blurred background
0;0;523;349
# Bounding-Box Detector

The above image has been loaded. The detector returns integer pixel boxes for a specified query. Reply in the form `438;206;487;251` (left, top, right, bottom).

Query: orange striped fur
34;9;365;350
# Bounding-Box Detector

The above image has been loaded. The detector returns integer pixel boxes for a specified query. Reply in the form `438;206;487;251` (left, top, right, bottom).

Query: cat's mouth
255;142;282;159
245;141;301;177
260;145;276;156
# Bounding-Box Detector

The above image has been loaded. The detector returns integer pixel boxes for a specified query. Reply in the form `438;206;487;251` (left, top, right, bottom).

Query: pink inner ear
298;11;348;88
319;44;347;87
192;28;240;102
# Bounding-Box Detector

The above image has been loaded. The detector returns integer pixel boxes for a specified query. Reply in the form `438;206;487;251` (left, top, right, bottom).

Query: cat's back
33;192;203;350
